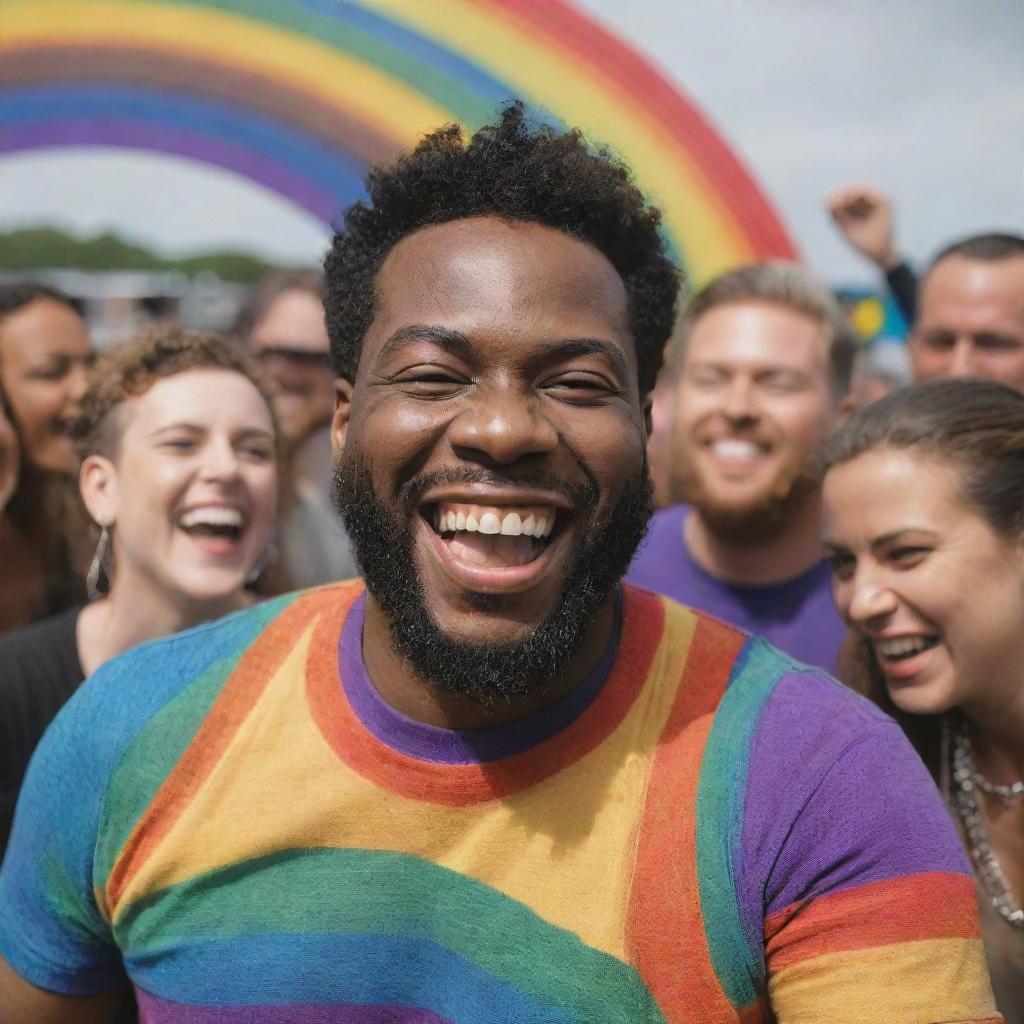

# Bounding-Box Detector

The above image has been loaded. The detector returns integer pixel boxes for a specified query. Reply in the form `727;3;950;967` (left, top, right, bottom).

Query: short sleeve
761;719;1000;1023
0;693;124;994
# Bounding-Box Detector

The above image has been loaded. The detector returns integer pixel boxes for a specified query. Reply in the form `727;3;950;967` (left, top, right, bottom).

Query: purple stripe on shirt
736;670;971;940
337;592;620;765
136;990;453;1024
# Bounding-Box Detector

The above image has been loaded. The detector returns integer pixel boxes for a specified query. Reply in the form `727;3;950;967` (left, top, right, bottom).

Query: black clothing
0;605;83;856
884;260;919;324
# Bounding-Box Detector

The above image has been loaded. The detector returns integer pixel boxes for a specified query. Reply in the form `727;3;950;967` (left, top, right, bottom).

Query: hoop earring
246;540;279;586
86;524;111;601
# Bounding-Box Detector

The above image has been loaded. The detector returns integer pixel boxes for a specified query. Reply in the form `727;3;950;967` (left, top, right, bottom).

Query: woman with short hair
0;326;280;855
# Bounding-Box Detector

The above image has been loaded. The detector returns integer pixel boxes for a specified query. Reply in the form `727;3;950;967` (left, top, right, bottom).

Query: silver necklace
949;720;1024;929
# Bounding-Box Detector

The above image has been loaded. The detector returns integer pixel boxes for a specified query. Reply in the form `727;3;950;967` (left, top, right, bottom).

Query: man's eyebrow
375;328;630;377
543;338;630;379
376;325;473;363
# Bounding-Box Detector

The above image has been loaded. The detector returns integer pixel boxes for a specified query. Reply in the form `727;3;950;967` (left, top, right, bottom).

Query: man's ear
331;377;354;459
79;454;119;527
643;396;654;439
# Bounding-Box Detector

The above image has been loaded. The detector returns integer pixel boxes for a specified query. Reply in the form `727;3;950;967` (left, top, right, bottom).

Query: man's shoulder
626;582;887;739
61;582;365;749
103;581;362;669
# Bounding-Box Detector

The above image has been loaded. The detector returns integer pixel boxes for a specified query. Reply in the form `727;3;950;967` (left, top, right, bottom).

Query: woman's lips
874;636;940;681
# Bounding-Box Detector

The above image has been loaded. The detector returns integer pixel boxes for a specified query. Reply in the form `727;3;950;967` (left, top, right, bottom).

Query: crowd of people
0;103;1021;1022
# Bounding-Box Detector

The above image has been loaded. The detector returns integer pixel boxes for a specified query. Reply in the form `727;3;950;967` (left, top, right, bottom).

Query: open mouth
422;502;559;569
875;635;939;663
177;505;246;551
702;438;773;474
414;496;574;596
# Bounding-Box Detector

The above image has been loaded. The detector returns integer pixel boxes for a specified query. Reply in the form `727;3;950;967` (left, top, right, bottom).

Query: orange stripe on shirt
765;870;982;971
306;585;665;805
105;586;354;911
626;611;751;1023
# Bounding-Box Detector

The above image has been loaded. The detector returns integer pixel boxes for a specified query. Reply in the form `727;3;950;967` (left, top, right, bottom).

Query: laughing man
0;106;999;1023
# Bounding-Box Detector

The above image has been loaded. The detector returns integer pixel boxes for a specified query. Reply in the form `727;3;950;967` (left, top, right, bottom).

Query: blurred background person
0;388;25;628
0;283;93;632
911;234;1024;391
0;326;279;855
828;186;1024;391
826;185;917;323
822;379;1024;1020
629;262;856;672
233;269;356;589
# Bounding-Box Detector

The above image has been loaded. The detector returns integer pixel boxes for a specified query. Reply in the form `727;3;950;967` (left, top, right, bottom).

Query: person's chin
172;568;249;608
694;484;774;523
889;682;957;718
36;443;77;477
885;662;957;718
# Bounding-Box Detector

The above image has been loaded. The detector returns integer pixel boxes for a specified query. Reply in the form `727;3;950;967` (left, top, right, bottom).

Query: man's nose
946;337;978;378
448;388;559;465
722;377;758;422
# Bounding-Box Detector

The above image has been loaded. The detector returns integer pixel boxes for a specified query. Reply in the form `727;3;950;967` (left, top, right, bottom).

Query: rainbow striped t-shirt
0;582;999;1022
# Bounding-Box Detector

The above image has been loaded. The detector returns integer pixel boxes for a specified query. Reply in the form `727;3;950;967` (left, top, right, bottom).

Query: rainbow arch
0;0;797;283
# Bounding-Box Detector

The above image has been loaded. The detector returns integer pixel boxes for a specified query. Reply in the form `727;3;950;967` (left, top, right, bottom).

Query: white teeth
500;512;522;536
433;504;556;539
878;637;933;659
713;440;762;461
179;506;243;529
479;512;501;534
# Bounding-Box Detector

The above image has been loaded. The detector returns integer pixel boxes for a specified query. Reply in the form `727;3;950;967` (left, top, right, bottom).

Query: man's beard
675;442;821;545
332;457;653;706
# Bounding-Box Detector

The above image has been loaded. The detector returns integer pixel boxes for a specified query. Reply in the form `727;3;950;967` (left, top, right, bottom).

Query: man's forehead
370;218;633;351
923;254;1024;307
377;218;627;302
684;301;831;368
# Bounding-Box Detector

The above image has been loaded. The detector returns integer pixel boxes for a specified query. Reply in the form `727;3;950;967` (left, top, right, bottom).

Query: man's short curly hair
324;102;681;398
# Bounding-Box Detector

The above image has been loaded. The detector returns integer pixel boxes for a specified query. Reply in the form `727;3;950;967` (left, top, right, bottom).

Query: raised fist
826;185;901;270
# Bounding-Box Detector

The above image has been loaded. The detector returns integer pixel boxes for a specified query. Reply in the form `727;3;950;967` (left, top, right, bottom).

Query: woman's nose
846;571;898;624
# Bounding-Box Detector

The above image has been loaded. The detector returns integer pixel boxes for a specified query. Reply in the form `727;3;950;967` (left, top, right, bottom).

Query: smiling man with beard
0;107;1000;1023
630;263;855;673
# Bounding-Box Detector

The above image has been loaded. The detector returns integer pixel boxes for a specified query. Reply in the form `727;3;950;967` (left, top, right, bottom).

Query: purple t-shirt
628;504;846;672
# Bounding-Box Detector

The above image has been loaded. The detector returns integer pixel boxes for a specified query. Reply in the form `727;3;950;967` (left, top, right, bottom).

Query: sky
1;1;1021;286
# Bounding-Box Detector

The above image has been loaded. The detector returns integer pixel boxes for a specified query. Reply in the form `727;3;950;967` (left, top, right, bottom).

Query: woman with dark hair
822;378;1024;1019
0;326;279;856
0;282;93;631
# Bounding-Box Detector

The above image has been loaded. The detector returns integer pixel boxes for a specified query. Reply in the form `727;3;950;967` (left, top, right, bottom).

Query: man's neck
684;492;826;587
360;593;616;731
